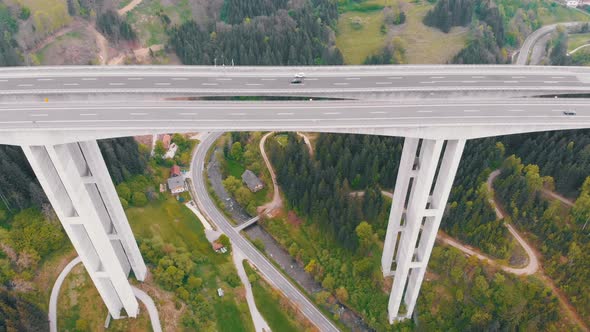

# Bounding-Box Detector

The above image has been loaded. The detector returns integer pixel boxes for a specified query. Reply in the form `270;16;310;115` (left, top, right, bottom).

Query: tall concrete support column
382;138;465;323
22;140;146;318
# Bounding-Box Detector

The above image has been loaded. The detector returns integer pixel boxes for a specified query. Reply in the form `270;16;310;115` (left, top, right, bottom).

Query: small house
217;288;224;297
241;170;264;192
167;176;185;194
162;134;171;149
170;164;181;177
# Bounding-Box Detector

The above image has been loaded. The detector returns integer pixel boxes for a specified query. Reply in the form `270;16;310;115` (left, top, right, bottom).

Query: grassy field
57;264;152;332
336;0;468;64
568;32;590;52
227;158;246;179
243;262;309;332
126;0;192;46
16;0;71;35
538;5;590;25
57;195;254;331
336;6;388;64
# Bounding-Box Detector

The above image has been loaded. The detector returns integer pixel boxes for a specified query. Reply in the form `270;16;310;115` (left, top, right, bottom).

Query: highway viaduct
1;65;590;326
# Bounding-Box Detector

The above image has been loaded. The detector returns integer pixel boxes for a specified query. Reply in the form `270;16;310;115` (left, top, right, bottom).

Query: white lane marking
155;82;171;86
37;78;54;81
171;78;189;81
18;84;34;87
245;83;262;86
216;78;232;81
512;76;525;79
463;109;480;112
305;78;319;81
345;77;360;80
376;82;392;85
503;80;517;83
63;83;79;86
370;111;387;114
0;79;7;82
323;112;341;115
277;112;294;115
127;77;143;81
130;112;147;116
261;78;276;81
180;112;198;115
462;80;476;83
202;83;218;86
551;76;565;79
417;110;432;113
543;81;558;84
430;76;444;79
333;82;349;85
30;113;48;117
472;76;485;78
81;78;97;81
388;77;402;79
109;83;125;86
508;109;524;112
551;109;565;112
80;113;97;116
230;112;246;115
420;81;435;84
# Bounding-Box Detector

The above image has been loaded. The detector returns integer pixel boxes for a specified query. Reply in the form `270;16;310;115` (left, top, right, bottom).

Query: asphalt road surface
1;65;590;97
190;133;339;332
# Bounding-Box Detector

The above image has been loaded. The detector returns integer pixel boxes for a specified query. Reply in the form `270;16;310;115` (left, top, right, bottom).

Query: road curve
49;256;82;332
190;133;339;332
515;22;585;65
487;170;540;275
49;257;162;332
258;132;282;214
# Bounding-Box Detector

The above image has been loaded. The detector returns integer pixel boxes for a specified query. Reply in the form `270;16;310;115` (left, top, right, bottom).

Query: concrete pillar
22;140;146;318
382;138;465;323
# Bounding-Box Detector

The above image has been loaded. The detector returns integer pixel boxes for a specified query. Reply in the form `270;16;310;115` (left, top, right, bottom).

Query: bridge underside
22;140;146;319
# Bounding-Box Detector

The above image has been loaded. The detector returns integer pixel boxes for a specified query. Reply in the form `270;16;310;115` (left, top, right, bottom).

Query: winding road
515;22;585;65
487;170;588;331
49;257;162;332
258;132;282;214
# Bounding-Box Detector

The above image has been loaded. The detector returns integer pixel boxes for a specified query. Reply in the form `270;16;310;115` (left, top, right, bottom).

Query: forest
494;156;590;322
267;133;402;250
0;4;21;66
169;0;342;65
265;131;578;330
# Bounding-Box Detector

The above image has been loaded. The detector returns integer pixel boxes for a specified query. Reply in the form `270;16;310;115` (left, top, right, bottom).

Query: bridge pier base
382;137;465;323
23;140;146;318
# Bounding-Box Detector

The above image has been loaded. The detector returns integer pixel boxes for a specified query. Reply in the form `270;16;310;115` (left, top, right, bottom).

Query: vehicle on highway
563;111;577;116
290;78;303;84
294;72;305;78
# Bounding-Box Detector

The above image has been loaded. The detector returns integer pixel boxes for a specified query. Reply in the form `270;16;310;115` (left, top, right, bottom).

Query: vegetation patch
244;262;311;332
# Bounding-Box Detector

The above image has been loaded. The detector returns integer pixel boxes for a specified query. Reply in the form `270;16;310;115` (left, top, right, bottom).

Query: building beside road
241;170;264;192
167;165;185;194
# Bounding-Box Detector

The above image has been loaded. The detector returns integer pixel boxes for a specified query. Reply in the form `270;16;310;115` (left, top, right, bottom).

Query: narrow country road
542;188;575;207
118;0;144;16
232;249;271;332
487;170;539;275
515;22;585;65
258;132;283;214
487;170;588;331
49;257;82;332
49;257;162;332
190;132;339;332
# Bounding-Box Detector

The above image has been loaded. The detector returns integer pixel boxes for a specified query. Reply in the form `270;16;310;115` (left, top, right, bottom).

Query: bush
132;192;148;206
252;239;265;251
19;7;30;20
225;273;241;287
